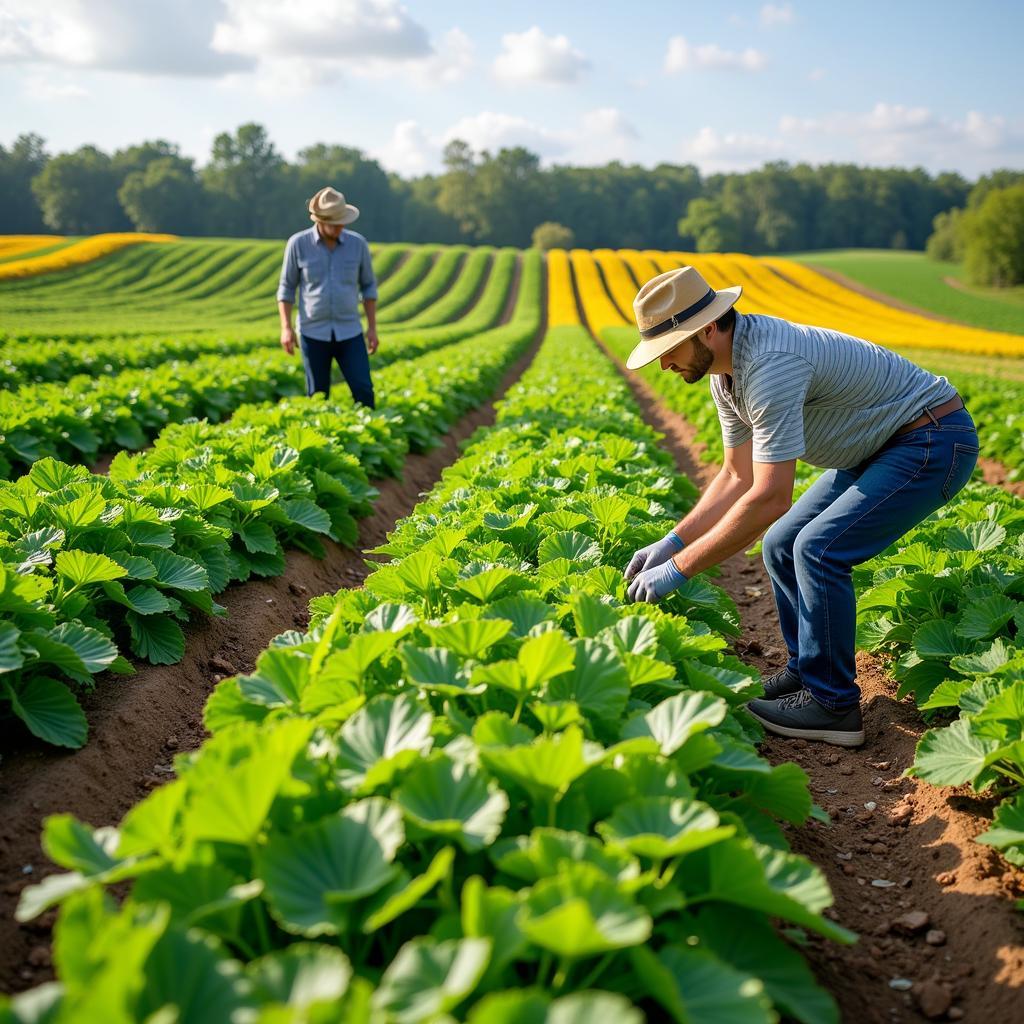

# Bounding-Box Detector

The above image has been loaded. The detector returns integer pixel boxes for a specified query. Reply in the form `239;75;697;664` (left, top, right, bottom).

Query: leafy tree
962;183;1024;286
119;158;206;234
31;145;130;233
532;222;575;250
0;133;48;232
925;208;965;262
679;197;740;252
201;123;290;238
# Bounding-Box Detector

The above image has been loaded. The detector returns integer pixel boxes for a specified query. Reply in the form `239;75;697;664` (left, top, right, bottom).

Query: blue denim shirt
276;226;378;341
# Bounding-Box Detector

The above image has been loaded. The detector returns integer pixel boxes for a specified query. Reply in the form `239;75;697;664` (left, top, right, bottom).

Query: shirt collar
729;312;747;398
310;226;346;246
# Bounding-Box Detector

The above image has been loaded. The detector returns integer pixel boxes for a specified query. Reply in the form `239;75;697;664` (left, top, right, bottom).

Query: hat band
638;287;717;339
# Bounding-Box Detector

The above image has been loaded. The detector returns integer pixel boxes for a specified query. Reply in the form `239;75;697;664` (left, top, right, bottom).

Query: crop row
5;320;848;1024
0;238;407;339
0;252;541;750
0;233;176;281
378;247;467;325
568;250;1024;871
0;250;522;477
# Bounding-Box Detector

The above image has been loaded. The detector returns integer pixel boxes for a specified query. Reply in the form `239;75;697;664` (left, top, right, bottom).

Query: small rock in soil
288;582;309;596
871;879;896;888
265;597;275;605
913;979;952;1020
864;801;877;811
843;863;857;876
839;765;854;776
210;655;236;674
869;760;892;770
935;871;956;886
821;750;840;765
871;843;888;855
27;945;50;968
763;646;782;659
889;804;913;825
948;1007;964;1020
925;930;946;946
889;978;913;991
164;735;178;749
893;910;930;934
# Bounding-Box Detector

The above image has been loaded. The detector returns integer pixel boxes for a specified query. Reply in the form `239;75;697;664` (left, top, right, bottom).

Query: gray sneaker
747;688;865;747
760;666;803;700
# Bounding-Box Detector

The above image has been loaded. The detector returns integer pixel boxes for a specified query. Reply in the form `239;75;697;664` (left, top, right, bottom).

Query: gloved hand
624;531;684;582
627;558;688;603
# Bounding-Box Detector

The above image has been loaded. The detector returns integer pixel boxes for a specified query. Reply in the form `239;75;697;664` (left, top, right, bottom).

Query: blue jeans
299;331;375;407
761;407;979;710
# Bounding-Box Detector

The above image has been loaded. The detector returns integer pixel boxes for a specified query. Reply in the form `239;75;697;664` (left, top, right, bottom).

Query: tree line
0;122;1001;254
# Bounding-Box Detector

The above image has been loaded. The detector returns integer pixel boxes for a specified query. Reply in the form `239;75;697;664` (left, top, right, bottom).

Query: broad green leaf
537;531;602;565
597;797;735;860
239;520;278;555
396;755;509;851
0;621;24;673
42;815;119;874
518;862;651;957
424;618;512;659
632;944;774;1024
946;521;1006;552
519;630;576;689
259;799;404;936
55;550;126;587
547;638;629;722
127;612;185;665
247;943;353;1009
336;694;433;791
148;549;209;592
372;937;491;1024
621;690;727;755
482;596;555;639
909;717;1001;787
47;622;118;675
3;676;87;748
49;492;106;530
479;725;592;802
956;594;1016;641
977;793;1024;853
492;828;639;885
282;498;332;534
566;592;620;638
456;566;531;603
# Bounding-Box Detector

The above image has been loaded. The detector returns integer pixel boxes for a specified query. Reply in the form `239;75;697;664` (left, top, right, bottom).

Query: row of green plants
399;247;495;330
374;246;439;309
598;324;1024;872
855;483;1024;868
4;323;849;1024
0;251;521;478
0;239;405;338
0;254;541;749
378;247;467;325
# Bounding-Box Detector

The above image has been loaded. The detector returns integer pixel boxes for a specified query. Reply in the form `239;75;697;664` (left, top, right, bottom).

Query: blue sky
2;0;1021;179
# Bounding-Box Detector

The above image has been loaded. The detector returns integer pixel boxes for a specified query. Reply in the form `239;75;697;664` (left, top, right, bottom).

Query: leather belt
894;394;964;436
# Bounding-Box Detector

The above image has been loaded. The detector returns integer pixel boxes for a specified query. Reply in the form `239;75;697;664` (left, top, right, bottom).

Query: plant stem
552;958;571;992
575;952;615;992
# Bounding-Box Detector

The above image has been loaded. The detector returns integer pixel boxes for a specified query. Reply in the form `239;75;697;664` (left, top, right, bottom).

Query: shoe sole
747;707;865;747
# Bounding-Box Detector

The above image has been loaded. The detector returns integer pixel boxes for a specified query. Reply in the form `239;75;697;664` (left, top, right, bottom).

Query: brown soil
788;264;964;326
978;456;1024;499
598;340;1024;1023
0;320;543;994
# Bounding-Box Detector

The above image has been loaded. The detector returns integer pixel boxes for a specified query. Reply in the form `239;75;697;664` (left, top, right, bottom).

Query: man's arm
673;457;796;577
276;238;299;355
359;242;379;355
672;439;754;544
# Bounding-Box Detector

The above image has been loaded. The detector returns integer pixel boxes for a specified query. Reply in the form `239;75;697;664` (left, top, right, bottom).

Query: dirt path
596;339;1024;1024
0;318;545;993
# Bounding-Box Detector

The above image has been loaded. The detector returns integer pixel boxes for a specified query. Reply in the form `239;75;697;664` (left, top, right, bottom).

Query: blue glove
627;558;688;603
624;531;684;582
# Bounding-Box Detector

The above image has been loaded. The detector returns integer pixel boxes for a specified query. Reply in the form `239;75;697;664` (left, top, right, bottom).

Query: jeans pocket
942;441;980;501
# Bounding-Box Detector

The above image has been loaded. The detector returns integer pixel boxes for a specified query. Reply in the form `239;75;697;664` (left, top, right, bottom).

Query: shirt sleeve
276;236;299;303
744;353;815;463
358;240;378;301
710;375;753;449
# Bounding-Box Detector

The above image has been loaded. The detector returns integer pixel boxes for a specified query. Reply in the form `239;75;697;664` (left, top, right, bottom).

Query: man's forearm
278;300;293;328
673;468;752;545
674;492;787;578
363;298;377;331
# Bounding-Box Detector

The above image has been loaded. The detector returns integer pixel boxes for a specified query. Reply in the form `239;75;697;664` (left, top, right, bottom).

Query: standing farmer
622;267;979;747
277;186;379;406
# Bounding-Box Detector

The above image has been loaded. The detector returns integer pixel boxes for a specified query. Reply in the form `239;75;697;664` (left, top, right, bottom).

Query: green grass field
785;248;1024;335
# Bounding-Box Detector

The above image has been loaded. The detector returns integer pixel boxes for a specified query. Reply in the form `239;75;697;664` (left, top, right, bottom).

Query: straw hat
626;266;742;370
308;186;360;225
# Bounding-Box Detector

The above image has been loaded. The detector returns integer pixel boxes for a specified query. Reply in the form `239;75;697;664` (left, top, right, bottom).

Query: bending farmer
622;267;979;748
277;186;378;405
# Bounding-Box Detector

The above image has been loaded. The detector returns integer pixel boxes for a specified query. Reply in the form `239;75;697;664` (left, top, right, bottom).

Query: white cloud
493;26;589;84
808;67;825;81
21;72;88;100
0;0;252;75
211;0;430;62
760;3;795;26
679;126;786;171
374;106;641;176
664;35;767;73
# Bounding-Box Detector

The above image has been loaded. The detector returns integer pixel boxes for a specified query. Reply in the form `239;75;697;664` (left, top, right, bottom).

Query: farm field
1;235;1023;1022
785;249;1024;336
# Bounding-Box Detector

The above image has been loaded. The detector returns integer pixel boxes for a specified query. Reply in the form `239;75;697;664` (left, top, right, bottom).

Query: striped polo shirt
710;312;957;469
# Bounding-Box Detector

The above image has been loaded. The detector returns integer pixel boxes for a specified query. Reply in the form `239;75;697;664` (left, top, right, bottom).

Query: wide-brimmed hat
308;186;360;225
626;266;742;370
